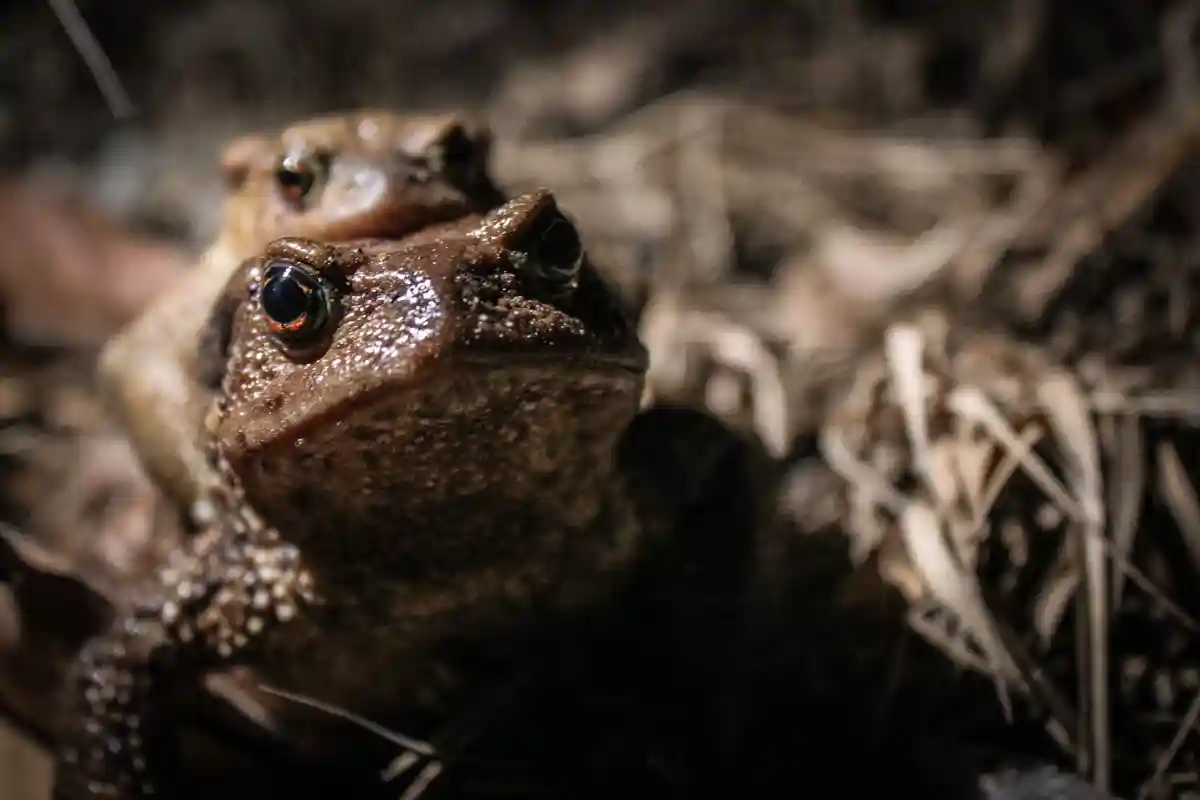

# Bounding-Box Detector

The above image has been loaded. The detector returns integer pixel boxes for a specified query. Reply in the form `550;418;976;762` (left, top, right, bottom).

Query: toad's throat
219;357;641;574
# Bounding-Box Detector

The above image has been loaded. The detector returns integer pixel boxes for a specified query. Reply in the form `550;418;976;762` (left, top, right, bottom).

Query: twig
259;684;450;800
256;685;438;759
44;0;135;119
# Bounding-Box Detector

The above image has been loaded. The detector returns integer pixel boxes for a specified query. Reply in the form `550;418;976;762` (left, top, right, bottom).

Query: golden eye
260;260;332;342
274;152;329;208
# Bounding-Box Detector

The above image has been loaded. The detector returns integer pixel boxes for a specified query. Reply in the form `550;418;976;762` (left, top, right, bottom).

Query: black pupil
437;127;474;168
277;167;314;195
534;216;582;277
262;263;318;327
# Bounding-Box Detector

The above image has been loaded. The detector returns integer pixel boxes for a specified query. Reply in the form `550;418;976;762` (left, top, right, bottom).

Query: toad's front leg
54;522;316;798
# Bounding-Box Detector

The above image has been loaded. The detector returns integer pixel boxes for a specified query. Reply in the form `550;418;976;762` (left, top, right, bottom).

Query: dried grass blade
950;388;1196;631
258;684;442;791
1090;389;1200;418
1032;542;1080;646
1038;375;1109;793
885;325;935;490
1137;683;1200;800
946;387;1082;518
907;601;992;674
398;762;446;800
1156;441;1200;572
819;427;909;515
972;423;1044;528
898;503;1016;715
695;311;790;457
1106;413;1144;609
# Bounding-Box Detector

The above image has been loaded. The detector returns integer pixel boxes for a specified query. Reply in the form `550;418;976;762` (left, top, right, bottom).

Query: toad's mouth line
222;352;645;456
456;347;648;373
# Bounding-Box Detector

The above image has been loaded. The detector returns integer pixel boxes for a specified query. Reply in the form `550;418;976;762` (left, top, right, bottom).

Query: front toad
55;190;649;798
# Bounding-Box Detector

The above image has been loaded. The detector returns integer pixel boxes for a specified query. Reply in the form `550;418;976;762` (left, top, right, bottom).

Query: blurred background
1;0;1200;798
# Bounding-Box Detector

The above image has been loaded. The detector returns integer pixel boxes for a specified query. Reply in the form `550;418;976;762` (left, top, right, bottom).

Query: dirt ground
2;0;1200;798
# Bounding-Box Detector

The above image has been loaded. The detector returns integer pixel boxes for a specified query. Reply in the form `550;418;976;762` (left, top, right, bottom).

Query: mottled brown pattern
55;190;648;798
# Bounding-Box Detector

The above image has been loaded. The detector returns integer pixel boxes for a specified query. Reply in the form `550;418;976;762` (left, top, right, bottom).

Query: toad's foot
55;518;316;798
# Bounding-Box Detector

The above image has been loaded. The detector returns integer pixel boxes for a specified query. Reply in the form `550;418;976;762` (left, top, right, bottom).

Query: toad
55;189;684;798
96;111;505;523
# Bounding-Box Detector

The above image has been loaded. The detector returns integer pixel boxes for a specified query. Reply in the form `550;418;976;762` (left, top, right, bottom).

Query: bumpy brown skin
96;111;506;520
56;190;649;798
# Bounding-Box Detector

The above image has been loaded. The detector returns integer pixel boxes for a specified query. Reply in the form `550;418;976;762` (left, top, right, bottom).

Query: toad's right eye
428;124;478;173
260;260;333;343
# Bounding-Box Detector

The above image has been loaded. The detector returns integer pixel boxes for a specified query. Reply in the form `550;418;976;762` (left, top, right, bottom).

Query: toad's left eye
275;152;330;209
524;211;584;287
260;260;333;342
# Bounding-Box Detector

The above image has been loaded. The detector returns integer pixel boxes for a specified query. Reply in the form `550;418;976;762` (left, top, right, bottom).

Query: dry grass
3;0;1200;798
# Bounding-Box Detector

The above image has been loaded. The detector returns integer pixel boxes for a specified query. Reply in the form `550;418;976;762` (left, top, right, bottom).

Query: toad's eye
428;124;478;173
521;211;584;287
274;153;328;208
261;260;332;342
